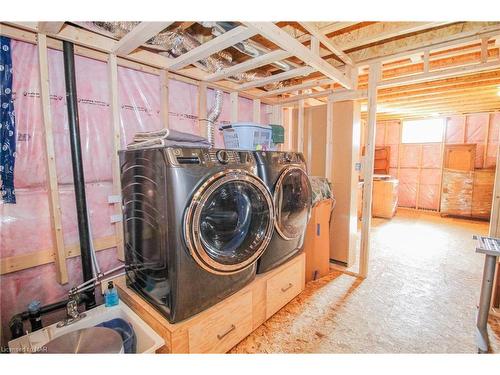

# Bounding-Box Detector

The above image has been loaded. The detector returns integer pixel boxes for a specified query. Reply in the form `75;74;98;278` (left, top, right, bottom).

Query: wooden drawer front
188;291;253;353
266;260;303;319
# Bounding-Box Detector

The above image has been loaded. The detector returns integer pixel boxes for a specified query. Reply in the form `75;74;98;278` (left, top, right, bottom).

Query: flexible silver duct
206;88;222;146
82;22;306;145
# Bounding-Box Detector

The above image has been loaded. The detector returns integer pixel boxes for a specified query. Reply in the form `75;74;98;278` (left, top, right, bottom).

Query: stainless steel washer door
273;166;312;240
184;170;274;275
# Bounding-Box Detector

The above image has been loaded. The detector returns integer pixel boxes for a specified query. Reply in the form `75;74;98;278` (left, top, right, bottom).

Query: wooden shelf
115;253;305;353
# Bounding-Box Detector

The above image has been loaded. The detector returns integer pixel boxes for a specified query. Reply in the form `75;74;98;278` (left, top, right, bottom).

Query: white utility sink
8;301;164;353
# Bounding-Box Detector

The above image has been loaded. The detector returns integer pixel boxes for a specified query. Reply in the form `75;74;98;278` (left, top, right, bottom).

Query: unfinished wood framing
325;97;334;180
259;78;333;98
37;22;65;34
205;49;291;82
37;33;68;284
242;22;353;89
160;69;170;129
230;92;239;123
108;53;125;261
285;107;294;151
2;20;500;293
298;22;354;65
253;99;261;123
359;63;381;278
1;235;117;276
198;83;208;138
378;60;500;88
167;26;257;70
114;22;174;56
297;99;305;152
237;66;314;91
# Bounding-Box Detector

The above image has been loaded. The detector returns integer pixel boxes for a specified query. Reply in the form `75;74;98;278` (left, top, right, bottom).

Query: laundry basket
220;122;273;150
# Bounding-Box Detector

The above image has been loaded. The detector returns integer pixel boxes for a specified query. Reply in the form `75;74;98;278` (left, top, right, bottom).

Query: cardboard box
372;179;399;219
303;199;333;282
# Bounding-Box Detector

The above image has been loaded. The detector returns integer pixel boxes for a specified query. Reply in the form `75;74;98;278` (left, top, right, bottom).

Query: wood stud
160;70;170;129
298;99;305;152
230;92;239;123
37;33;68;284
108;53;125;261
359;62;381;278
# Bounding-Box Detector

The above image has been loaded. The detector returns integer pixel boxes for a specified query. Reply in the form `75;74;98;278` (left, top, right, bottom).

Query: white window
401;118;445;144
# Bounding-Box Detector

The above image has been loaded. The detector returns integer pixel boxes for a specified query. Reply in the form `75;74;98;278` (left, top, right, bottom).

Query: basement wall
0;39;269;345
375;113;499;210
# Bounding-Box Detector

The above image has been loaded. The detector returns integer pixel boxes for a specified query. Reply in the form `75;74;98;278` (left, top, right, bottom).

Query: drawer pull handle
281;283;293;292
217;324;236;340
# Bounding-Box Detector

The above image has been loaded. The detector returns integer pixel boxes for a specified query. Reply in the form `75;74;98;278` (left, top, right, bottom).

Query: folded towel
128;129;210;150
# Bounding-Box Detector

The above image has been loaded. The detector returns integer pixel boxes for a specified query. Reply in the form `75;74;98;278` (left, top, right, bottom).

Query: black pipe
62;41;95;309
9;294;90;341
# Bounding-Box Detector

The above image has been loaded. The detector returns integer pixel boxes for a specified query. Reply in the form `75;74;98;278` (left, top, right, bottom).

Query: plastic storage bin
221;122;273;150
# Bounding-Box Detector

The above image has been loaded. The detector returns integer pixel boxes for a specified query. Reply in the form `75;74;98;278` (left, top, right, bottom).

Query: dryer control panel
254;151;306;165
167;148;254;166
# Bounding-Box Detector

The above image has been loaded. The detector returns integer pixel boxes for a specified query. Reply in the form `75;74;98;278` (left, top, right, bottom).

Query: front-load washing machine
119;147;274;323
254;151;312;274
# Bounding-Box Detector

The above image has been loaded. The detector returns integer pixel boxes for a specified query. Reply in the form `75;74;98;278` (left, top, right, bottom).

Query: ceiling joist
37;22;65;34
167;25;257;70
205;49;292;82
298;22;354;66
237;66;315;91
243;22;353;89
259;78;334;98
114;22;174;56
379;60;500;87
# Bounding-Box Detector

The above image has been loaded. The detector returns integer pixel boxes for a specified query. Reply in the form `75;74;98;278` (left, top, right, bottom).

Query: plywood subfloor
231;209;500;353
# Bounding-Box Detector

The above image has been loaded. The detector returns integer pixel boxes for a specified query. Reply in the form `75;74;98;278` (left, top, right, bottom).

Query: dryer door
184;170;274;275
274;166;312;240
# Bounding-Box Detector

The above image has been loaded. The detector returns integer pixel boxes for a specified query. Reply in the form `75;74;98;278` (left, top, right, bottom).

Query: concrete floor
231;209;500;353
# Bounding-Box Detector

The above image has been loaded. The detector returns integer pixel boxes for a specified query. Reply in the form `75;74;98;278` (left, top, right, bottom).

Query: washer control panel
167;148;254;166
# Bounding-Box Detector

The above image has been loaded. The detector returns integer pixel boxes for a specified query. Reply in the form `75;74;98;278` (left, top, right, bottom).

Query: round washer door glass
274;167;312;240
186;172;274;274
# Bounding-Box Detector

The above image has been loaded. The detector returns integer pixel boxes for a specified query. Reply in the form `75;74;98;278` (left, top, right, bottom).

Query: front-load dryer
254;151;312;274
119;147;274;323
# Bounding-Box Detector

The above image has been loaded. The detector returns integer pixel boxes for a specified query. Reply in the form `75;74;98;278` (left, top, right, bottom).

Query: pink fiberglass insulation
168;78;199;136
0;189;53;258
419;169;442;210
421;144;442;168
118;66;162;146
418;184;440;210
10;40;48;189
398;182;417;208
58;182;116;245
389;144;399;168
399;144;420;168
466;113;488;143
445;116;466;144
375;122;385;146
48;49;114;184
238;96;254;123
486;113;499;168
465;113;488;169
385;120;401;145
261;103;271;124
397;168;419;208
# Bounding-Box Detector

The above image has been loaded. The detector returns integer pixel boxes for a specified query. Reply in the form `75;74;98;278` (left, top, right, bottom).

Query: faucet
56;292;86;328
